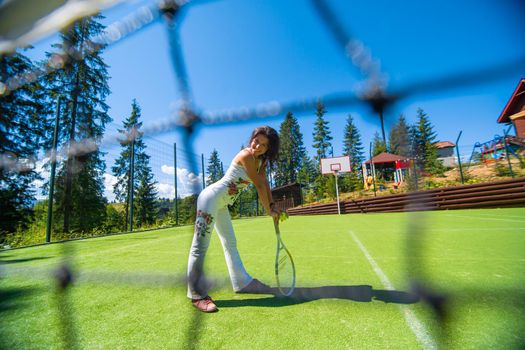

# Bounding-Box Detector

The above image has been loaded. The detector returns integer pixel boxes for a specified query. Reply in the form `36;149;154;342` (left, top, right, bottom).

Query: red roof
498;78;525;124
365;152;410;164
434;141;455;148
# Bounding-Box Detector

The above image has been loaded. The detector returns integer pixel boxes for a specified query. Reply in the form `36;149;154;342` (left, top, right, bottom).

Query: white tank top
210;158;261;205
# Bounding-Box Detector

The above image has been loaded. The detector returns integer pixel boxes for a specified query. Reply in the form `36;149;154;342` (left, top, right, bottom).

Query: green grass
1;208;524;349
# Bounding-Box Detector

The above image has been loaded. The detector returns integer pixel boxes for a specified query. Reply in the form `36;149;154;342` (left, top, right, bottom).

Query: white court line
469;213;525;220
430;227;525;232
350;230;437;350
446;214;525;223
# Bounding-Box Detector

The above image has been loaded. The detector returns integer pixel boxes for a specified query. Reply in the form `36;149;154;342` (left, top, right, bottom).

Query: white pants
187;187;252;299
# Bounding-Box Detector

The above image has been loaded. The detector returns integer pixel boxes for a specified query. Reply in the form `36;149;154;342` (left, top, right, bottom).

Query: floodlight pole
129;138;135;232
369;142;377;197
334;171;341;215
455;131;464;184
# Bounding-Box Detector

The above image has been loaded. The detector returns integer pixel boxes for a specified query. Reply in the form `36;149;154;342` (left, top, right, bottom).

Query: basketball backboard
320;156;351;175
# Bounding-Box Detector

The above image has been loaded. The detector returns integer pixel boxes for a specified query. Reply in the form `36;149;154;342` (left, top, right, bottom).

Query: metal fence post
455;131;464;184
174;143;178;225
201;153;205;189
46;96;62;243
129;138;135;232
503;127;515;178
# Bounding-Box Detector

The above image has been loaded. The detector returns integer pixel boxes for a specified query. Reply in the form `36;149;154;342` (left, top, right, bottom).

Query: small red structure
363;152;411;188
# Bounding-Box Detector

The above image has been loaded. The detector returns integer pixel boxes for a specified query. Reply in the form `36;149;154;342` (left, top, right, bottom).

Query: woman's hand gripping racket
274;211;296;297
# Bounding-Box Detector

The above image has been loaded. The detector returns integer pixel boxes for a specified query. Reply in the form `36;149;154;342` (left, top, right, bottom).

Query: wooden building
498;78;525;140
271;182;303;210
434;141;456;167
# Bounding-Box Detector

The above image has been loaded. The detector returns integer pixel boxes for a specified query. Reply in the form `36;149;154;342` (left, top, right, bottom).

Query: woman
187;126;281;313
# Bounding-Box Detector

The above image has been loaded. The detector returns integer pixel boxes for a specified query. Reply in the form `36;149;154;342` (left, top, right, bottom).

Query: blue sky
25;0;525;199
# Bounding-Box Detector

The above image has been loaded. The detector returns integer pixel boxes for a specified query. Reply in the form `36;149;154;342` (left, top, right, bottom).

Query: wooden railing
287;177;525;216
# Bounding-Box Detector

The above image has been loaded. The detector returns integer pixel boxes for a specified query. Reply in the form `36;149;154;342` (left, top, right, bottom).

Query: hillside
324;158;525;203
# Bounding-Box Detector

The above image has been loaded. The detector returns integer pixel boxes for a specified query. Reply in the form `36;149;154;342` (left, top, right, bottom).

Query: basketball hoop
320;156;351;215
330;163;341;173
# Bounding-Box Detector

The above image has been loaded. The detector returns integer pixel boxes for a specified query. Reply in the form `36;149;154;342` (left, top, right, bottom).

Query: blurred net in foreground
1;0;524;349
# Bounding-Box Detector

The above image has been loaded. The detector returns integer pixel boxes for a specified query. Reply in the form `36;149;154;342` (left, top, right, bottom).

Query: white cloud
104;172;119;188
160;165;202;197
161;164;175;175
104;173;119;202
156;182;174;198
103;166;202;203
32;158;50;201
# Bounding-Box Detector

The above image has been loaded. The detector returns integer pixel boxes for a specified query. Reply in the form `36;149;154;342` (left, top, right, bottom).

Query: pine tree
343;115;364;166
104;203;126;232
408;124;419;159
342;114;364;191
275;112;307;186
325;173;337;199
312;101;333;162
44;16;111;233
206;149;223;185
413;108;432;164
372;131;387;157
297;155;317;187
112;99;155;229
266;159;277;188
389;114;411;157
312;101;332;198
0;51;50;241
414;108;444;175
133;121;158;228
134;163;158;227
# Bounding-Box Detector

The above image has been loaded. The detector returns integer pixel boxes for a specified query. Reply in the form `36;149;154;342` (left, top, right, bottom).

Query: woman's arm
259;160;277;213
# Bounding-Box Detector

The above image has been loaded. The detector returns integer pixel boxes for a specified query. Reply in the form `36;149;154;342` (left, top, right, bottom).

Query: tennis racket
274;213;296;297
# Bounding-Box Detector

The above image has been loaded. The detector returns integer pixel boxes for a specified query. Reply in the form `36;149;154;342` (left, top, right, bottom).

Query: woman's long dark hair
248;126;279;164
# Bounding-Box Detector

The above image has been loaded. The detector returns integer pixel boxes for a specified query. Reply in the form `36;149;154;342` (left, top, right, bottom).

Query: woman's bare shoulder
233;148;254;165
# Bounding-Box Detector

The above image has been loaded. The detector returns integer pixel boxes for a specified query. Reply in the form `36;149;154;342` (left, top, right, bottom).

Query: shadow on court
215;285;419;308
0;256;52;265
102;236;160;241
0;287;39;313
0;285;40;349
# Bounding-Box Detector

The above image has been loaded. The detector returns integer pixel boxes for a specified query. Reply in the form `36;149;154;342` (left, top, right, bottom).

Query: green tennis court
1;208;524;349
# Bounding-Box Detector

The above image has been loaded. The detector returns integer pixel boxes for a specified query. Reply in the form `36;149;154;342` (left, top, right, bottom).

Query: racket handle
273;218;280;234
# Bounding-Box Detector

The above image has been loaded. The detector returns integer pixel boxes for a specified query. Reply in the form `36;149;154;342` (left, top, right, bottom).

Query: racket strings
278;250;288;267
276;240;295;295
